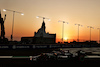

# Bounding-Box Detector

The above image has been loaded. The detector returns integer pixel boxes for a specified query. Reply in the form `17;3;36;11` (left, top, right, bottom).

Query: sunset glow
64;37;68;41
0;0;100;43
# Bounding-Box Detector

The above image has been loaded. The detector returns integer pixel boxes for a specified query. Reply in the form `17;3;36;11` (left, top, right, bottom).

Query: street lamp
58;20;68;41
36;16;50;21
75;24;83;42
87;26;94;42
97;28;100;43
3;9;24;41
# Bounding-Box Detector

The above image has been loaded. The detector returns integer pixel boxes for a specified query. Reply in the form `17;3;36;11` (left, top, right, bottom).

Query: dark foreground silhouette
0;58;100;67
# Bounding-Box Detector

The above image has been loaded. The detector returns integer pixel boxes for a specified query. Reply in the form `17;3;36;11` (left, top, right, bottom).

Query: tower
0;10;8;44
41;20;46;32
0;10;6;39
0;10;3;39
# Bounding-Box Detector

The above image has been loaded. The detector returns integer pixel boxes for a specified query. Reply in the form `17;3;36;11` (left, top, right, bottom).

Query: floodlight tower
87;26;94;42
75;24;83;42
58;20;68;41
97;28;100;43
36;16;50;21
3;9;24;41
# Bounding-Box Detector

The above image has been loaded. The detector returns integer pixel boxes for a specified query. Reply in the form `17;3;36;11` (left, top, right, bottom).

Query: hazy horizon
0;0;100;43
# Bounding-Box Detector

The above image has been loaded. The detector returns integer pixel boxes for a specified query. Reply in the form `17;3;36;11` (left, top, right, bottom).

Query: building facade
21;20;56;44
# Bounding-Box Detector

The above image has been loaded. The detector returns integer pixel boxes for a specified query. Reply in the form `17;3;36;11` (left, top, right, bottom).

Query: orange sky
0;0;100;43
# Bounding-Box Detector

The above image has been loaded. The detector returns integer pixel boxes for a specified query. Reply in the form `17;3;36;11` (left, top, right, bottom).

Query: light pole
36;16;50;21
87;26;94;42
97;28;100;43
58;20;68;41
75;24;83;42
3;9;24;41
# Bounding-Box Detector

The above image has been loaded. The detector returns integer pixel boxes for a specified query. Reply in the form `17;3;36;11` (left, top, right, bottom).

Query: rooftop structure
21;20;56;44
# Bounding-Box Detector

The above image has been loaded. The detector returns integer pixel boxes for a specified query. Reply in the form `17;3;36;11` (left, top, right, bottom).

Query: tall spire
0;9;1;14
41;19;46;32
0;9;1;18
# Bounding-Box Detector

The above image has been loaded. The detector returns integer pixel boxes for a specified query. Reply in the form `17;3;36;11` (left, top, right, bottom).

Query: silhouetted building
21;20;56;44
21;37;33;44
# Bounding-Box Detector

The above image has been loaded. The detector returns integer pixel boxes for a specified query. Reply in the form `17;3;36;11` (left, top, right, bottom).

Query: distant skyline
0;0;100;43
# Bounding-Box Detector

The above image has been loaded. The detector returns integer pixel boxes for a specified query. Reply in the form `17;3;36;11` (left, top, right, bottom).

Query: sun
64;37;68;40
